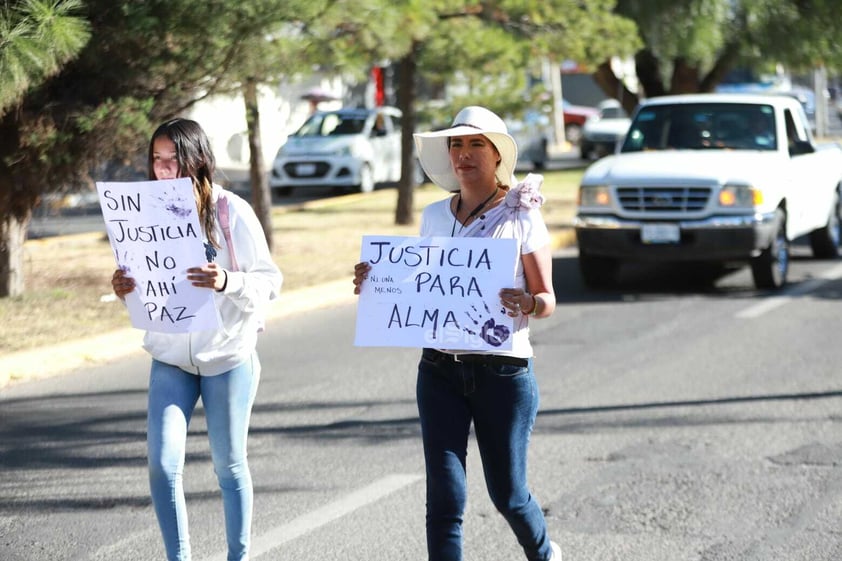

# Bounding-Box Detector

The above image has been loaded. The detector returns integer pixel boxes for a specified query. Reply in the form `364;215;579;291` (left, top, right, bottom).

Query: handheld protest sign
96;178;219;333
355;235;517;351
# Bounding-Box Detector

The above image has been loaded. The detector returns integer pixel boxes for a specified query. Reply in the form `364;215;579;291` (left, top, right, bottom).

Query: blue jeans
416;350;552;561
147;354;260;561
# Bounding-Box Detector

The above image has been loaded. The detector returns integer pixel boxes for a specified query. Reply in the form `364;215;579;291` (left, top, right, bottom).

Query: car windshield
294;112;367;137
621;102;777;152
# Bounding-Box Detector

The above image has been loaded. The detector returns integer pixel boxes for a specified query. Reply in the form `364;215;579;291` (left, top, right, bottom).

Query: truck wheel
808;191;841;258
532;139;548;170
750;209;789;290
579;252;619;288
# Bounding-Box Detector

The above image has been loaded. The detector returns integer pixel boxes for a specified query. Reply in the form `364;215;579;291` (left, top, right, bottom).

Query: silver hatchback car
269;107;403;196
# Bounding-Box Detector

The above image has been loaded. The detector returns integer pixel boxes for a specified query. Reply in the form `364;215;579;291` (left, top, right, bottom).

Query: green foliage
303;0;417;78
407;1;639;122
1;0;325;218
621;0;729;68
1;0;640;213
615;0;842;96
0;0;90;116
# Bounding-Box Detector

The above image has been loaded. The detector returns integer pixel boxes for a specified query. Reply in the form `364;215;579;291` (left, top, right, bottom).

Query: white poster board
96;178;220;333
355;235;518;350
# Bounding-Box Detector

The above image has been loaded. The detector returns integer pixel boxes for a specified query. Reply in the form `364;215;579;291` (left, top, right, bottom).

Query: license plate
296;163;317;176
641;223;680;244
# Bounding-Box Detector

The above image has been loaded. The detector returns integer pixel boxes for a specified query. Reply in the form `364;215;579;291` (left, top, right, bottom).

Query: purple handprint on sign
463;301;510;347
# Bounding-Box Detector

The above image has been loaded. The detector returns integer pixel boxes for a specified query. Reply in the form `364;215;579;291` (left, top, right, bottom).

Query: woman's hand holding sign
112;268;136;300
499;287;534;318
352;261;371;295
187;262;228;292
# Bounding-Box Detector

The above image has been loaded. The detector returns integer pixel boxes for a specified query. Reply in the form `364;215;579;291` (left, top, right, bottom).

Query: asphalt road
2;244;841;561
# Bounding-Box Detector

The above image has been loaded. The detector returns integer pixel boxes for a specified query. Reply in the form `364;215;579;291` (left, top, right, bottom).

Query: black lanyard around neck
451;187;498;236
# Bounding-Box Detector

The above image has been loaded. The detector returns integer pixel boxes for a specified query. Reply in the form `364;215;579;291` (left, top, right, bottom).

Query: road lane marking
736;263;842;319
202;473;423;561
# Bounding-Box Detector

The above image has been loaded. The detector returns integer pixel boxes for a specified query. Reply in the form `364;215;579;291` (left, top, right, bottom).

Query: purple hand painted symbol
463;301;510;347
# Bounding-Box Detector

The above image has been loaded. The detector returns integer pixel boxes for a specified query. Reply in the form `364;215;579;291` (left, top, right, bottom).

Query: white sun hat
414;106;518;191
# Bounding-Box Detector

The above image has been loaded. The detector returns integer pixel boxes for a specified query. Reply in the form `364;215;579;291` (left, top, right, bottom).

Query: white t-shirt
419;193;550;358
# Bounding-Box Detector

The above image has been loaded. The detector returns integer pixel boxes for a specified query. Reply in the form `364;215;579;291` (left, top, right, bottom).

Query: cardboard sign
355;235;517;350
96;178;219;333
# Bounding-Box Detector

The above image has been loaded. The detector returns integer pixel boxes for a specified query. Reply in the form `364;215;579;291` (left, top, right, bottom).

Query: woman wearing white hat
353;106;559;561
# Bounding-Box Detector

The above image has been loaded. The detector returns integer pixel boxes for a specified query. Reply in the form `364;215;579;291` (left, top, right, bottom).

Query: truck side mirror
789;140;815;156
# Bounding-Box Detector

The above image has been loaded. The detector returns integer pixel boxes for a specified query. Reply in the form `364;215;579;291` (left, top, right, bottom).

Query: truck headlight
719;184;762;207
334;145;352;157
578;185;612;207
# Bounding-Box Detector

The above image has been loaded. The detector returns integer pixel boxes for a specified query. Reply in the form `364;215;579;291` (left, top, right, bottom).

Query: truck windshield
621;103;777;153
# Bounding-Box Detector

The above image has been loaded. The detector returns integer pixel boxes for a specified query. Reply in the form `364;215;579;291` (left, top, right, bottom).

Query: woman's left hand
352;262;371;295
187;262;228;291
499;288;534;317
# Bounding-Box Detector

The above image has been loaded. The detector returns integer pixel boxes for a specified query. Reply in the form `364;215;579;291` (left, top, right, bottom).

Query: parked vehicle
580;99;631;160
575;93;842;290
506;102;598;169
508;110;552;170
561;99;598;146
269;107;403;196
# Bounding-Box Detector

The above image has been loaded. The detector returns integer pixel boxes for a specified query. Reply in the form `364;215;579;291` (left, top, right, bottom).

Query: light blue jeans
416;350;552;561
147;354;260;561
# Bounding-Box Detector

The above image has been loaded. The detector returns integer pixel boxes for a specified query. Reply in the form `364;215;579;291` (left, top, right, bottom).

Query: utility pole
814;65;828;138
543;58;566;151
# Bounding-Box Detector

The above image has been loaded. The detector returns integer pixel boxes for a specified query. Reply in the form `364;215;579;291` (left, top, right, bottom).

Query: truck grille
617;187;711;212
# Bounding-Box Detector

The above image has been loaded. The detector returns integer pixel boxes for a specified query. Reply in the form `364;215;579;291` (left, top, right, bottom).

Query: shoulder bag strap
217;192;239;272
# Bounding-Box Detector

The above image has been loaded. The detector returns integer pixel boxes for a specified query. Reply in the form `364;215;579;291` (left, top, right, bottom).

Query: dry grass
1;170;582;355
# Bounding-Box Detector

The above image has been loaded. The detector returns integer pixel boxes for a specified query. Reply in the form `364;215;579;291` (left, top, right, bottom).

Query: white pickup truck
575;93;842;289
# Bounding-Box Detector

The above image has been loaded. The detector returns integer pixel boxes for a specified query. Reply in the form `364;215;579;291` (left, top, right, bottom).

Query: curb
0;279;357;388
1;230;576;388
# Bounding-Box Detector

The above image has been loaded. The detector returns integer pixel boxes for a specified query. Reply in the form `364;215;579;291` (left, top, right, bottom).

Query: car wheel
532;139;548;170
273;186;293;197
357;163;375;193
578;252;619;288
579;141;593;160
751;209;789;289
808;190;841;258
413;158;429;185
565;123;583;146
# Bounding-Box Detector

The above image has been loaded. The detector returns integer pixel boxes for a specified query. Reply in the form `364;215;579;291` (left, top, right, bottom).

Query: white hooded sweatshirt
141;185;282;375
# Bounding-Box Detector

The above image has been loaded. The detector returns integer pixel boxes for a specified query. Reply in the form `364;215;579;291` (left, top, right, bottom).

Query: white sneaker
549;540;562;561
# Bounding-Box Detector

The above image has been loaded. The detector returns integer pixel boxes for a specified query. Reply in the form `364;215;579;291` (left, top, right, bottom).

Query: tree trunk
395;43;419;226
0;213;29;297
634;49;667;98
243;78;273;251
670;57;700;94
593;61;639;116
700;41;743;93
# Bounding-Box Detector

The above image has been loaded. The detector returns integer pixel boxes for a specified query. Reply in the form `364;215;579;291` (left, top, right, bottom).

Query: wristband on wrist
218;270;228;292
523;294;539;317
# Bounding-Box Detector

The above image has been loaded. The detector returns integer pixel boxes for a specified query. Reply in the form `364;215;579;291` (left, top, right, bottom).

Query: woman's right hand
111;268;136;300
352;262;371;295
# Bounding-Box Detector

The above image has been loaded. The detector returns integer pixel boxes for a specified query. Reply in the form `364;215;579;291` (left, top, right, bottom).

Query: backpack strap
217;192;239;272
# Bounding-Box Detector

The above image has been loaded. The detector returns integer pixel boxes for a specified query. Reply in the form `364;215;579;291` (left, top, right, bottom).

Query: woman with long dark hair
111;118;281;561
